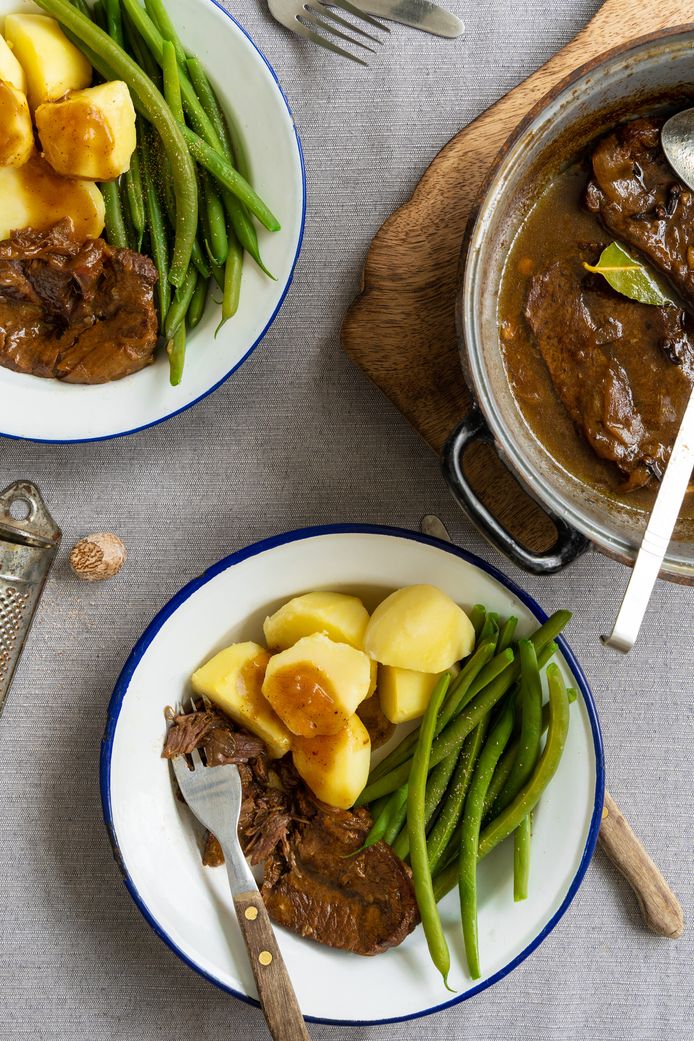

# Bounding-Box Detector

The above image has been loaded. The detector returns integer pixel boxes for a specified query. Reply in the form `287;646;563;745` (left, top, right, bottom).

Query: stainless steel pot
445;28;694;580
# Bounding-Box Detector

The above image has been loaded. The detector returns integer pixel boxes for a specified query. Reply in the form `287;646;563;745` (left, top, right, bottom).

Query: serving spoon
602;111;694;652
421;514;684;939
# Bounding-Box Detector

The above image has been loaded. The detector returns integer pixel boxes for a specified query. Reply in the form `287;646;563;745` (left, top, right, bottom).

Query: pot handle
442;410;589;574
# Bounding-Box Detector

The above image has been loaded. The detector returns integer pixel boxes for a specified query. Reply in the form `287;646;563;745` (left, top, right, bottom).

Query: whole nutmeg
69;532;127;581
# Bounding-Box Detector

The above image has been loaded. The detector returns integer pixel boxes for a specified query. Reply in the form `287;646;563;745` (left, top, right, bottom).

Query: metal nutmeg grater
0;482;61;719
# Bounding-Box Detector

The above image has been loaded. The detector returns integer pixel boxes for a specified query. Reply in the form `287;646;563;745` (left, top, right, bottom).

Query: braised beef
164;708;418;956
525;253;694;489
0;220;158;383
261;775;419;956
585;118;694;305
162;708;267;765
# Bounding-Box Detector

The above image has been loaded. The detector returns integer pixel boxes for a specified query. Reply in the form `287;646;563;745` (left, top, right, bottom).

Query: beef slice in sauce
585;118;694;304
261;781;419;957
0;219;158;383
525;255;694;488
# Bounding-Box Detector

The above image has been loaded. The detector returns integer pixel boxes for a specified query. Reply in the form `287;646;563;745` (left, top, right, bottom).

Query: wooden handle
599;791;684;938
234;891;311;1041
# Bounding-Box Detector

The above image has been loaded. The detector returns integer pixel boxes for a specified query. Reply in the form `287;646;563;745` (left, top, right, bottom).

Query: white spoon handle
603;386;694;653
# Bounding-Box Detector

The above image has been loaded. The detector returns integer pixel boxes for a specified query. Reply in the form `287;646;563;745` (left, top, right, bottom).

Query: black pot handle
442;410;589;574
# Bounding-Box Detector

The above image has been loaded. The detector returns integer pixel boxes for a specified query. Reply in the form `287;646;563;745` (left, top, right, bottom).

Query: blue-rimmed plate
0;0;305;442
101;525;604;1025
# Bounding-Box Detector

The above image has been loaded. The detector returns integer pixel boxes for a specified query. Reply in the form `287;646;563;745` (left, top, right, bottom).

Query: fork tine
313;3;384;43
326;0;390;33
298;26;369;64
190;748;204;770
300;10;377;54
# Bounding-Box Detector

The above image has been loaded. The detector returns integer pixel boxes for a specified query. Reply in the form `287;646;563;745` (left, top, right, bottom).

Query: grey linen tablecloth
1;2;692;1038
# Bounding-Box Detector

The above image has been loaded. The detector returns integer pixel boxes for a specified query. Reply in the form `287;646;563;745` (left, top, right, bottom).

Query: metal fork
172;710;310;1041
268;0;389;66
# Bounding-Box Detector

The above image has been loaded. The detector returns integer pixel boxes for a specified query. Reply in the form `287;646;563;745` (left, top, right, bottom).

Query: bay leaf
583;241;676;307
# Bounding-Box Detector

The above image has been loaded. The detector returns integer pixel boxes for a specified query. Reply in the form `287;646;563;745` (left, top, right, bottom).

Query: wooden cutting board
342;0;694;559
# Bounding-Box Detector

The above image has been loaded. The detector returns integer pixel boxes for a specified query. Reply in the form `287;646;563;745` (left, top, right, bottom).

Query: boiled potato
292;714;371;809
192;641;291;758
36;81;136;181
263;591;370;651
0;81;33;167
262;633;372;737
0;154;105;241
4;14;91;110
0;33;27;92
379;663;459;724
365;584;474;672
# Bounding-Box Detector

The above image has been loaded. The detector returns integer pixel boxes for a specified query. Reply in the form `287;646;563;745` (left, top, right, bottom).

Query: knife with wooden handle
355;0;464;37
420;514;684;939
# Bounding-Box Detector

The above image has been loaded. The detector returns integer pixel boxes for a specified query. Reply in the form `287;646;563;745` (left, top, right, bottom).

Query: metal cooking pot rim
457;25;694;581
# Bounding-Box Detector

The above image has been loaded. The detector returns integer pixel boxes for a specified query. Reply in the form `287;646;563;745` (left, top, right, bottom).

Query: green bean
123;6;161;82
100;180;129;248
186;274;208;330
203;177;228;267
407;673;452;990
478;612;499;649
165;264;198;342
124;142;146;250
498;616;518;653
459;704;514;979
514;813;532;902
161;38;183;123
359;786;407;853
508;641;543;899
215;230;242;334
223;191;274;278
427;718;489;874
145;0;187;67
383;786;409;847
479;666;570;854
433;664;571;903
185;57;274;278
141;127;170;327
34;0;198;288
438;646;512;733
391;746;460;861
356;664;515;805
186;56;232;158
167;321;186;387
469;605;486;639
121;0;223;150
104;0;124;45
495;641;543;814
181;126;280;232
482;670;572;820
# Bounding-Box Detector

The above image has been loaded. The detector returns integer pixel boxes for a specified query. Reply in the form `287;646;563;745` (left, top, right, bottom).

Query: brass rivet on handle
244;907;258;920
602;806;609;821
258;951;273;966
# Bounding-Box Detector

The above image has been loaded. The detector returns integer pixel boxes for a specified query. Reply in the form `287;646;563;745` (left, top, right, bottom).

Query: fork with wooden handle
172;746;311;1041
420;515;684;939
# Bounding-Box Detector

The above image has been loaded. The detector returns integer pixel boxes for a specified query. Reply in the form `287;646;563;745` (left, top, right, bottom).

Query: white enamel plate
0;0;305;442
101;527;604;1024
